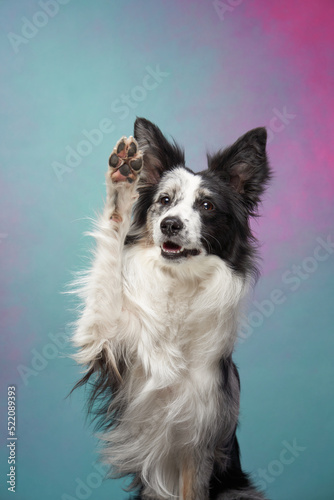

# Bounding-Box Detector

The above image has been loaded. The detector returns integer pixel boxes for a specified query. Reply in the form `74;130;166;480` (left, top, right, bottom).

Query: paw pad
108;136;143;183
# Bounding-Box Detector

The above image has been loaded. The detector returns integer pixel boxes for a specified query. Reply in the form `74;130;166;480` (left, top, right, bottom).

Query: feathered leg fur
72;136;143;382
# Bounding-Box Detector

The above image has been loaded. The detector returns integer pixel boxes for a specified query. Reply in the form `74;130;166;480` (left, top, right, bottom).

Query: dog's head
126;118;271;276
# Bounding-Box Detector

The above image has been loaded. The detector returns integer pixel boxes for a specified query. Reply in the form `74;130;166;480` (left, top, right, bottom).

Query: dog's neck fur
122;244;249;376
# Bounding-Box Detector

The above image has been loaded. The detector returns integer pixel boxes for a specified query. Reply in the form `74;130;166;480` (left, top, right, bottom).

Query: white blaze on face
150;168;204;250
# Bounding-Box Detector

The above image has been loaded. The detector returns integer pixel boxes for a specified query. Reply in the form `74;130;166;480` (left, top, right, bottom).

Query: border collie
72;118;271;499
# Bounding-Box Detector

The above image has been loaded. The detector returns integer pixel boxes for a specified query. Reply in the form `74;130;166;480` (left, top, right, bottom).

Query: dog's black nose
160;217;184;236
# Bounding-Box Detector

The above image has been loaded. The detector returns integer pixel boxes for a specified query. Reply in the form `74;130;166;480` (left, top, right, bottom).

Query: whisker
201;230;223;252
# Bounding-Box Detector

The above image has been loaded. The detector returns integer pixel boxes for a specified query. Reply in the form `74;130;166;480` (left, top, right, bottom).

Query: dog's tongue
163;242;182;252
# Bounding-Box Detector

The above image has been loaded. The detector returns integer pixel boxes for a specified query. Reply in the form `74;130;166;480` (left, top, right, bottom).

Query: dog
72;118;271;499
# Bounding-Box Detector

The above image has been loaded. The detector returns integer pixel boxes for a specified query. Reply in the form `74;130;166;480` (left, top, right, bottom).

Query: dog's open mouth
161;241;200;260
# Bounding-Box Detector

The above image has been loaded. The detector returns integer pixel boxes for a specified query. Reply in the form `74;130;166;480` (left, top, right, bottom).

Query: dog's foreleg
180;460;195;500
73;136;143;375
179;454;211;500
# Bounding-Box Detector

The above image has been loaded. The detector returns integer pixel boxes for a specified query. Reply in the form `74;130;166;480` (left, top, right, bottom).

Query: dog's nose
160;217;184;236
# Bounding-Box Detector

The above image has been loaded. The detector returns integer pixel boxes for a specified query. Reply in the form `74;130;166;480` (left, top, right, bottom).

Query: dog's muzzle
160;216;200;260
160;217;184;237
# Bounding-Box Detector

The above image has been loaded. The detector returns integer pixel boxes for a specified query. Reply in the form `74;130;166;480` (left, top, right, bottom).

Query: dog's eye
201;201;215;211
160;196;171;206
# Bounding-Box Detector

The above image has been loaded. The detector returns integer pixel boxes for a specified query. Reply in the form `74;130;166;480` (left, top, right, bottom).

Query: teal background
1;1;333;499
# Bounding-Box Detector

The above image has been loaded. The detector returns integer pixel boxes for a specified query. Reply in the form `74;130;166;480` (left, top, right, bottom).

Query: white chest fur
120;244;248;407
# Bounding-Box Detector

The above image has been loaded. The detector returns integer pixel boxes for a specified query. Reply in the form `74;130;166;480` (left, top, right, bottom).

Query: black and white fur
72;118;271;500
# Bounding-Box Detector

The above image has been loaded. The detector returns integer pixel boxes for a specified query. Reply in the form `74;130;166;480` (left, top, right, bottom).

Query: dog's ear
134;117;185;184
208;128;271;212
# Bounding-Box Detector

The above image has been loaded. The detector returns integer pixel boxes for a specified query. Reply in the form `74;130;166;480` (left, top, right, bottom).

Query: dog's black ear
208;127;271;212
134;118;185;184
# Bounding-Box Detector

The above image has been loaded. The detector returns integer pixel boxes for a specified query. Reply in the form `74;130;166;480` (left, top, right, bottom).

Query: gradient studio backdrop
1;1;333;499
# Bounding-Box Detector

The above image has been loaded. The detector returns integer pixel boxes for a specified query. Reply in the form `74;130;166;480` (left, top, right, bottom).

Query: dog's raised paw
108;136;143;184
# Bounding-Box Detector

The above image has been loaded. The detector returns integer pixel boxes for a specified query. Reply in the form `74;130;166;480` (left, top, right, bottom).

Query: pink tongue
163;242;182;252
